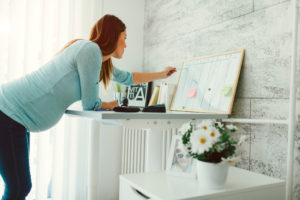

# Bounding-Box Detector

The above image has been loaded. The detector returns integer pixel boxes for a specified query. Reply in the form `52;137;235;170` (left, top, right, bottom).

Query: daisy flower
221;156;240;164
178;121;192;135
196;120;213;131
226;124;238;131
214;143;225;152
190;129;213;154
181;119;244;163
215;121;223;128
207;126;221;143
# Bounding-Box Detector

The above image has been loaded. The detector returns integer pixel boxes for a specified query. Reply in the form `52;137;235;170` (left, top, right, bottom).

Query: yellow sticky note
221;85;232;96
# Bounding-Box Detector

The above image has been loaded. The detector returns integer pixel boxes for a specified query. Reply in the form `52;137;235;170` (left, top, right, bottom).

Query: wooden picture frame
170;49;245;114
166;135;196;178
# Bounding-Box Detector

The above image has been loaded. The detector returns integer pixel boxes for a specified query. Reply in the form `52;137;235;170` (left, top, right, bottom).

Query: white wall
95;1;145;199
66;1;145;199
103;0;145;72
143;0;300;199
100;0;145;101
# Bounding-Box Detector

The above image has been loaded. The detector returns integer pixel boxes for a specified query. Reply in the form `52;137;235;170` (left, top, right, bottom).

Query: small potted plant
179;119;245;189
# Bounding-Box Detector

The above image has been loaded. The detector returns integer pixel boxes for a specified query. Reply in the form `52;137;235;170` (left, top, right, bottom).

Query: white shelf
119;167;285;200
65;109;228;120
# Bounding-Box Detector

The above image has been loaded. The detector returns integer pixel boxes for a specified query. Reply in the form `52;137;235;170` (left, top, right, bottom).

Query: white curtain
0;0;103;199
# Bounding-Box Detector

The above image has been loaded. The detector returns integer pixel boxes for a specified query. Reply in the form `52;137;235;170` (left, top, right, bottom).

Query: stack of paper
148;85;160;106
157;82;176;110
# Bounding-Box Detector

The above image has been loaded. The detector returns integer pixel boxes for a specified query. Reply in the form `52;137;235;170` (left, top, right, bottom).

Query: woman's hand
100;101;119;110
132;66;177;84
161;66;177;78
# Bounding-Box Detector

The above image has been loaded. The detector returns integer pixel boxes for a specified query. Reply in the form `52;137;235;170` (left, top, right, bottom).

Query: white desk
119;167;285;200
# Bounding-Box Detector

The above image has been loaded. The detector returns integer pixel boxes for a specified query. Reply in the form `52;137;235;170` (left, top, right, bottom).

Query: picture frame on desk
166;135;196;179
126;82;152;107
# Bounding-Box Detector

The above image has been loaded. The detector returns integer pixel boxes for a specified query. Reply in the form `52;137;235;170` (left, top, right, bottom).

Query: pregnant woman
0;14;176;200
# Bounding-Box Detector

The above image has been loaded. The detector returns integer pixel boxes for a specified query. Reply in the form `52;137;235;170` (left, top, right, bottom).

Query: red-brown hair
59;14;126;89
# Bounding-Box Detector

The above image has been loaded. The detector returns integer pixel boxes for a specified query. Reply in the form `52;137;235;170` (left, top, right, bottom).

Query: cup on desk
114;92;122;105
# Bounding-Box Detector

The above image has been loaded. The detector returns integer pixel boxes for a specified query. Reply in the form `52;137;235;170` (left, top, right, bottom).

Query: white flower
190;129;213;154
207;126;221;143
215;121;223;128
214;143;225;152
238;135;246;146
226;124;238;131
196;120;213;131
221;156;240;164
178;121;192;135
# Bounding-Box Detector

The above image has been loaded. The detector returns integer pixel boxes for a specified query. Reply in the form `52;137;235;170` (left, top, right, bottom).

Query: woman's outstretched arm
100;101;119;110
132;66;176;84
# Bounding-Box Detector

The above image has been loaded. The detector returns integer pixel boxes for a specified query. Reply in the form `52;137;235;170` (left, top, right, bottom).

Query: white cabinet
119;167;285;200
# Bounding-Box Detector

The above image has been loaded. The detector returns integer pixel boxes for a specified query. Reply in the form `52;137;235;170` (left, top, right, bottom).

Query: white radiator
121;127;178;174
121;128;147;174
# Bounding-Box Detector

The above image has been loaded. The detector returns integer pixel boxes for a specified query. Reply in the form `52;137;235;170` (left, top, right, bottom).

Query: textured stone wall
144;0;300;198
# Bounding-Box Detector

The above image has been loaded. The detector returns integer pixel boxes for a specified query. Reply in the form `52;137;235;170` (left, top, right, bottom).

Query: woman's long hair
59;15;126;89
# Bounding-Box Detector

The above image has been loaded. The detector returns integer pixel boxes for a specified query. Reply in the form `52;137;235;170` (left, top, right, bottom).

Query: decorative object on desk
148;85;160;106
142;104;166;113
127;82;152;107
180;120;245;189
170;49;245;114
166;135;196;178
114;92;122;104
114;83;122;104
121;97;128;107
157;82;166;104
113;106;140;112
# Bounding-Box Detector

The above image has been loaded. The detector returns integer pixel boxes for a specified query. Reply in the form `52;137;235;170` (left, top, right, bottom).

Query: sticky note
221;85;233;96
188;87;197;98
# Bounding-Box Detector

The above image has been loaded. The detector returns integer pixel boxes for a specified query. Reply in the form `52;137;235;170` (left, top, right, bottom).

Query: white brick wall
143;0;300;199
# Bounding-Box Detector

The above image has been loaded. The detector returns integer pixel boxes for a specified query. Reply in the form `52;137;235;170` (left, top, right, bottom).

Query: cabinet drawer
120;179;152;200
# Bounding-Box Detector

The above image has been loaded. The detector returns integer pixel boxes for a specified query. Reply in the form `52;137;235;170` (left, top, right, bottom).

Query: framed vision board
170;49;245;114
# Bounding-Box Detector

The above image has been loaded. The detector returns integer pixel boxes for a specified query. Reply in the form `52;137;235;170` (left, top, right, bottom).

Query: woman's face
112;30;127;59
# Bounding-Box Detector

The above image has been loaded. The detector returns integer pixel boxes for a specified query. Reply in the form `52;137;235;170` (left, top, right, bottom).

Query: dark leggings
0;111;31;200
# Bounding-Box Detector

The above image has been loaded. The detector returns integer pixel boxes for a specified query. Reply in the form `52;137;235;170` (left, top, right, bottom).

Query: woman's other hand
100;101;119;110
161;66;177;78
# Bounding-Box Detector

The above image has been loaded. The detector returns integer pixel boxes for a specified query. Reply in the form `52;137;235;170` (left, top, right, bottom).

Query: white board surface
170;49;245;114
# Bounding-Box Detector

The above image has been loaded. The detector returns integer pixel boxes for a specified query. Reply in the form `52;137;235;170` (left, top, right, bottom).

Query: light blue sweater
0;40;133;132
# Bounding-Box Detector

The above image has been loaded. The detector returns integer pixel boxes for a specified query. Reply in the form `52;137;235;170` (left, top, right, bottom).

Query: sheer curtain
0;0;103;199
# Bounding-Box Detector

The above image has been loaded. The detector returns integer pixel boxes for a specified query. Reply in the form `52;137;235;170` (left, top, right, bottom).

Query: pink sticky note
188;87;197;98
